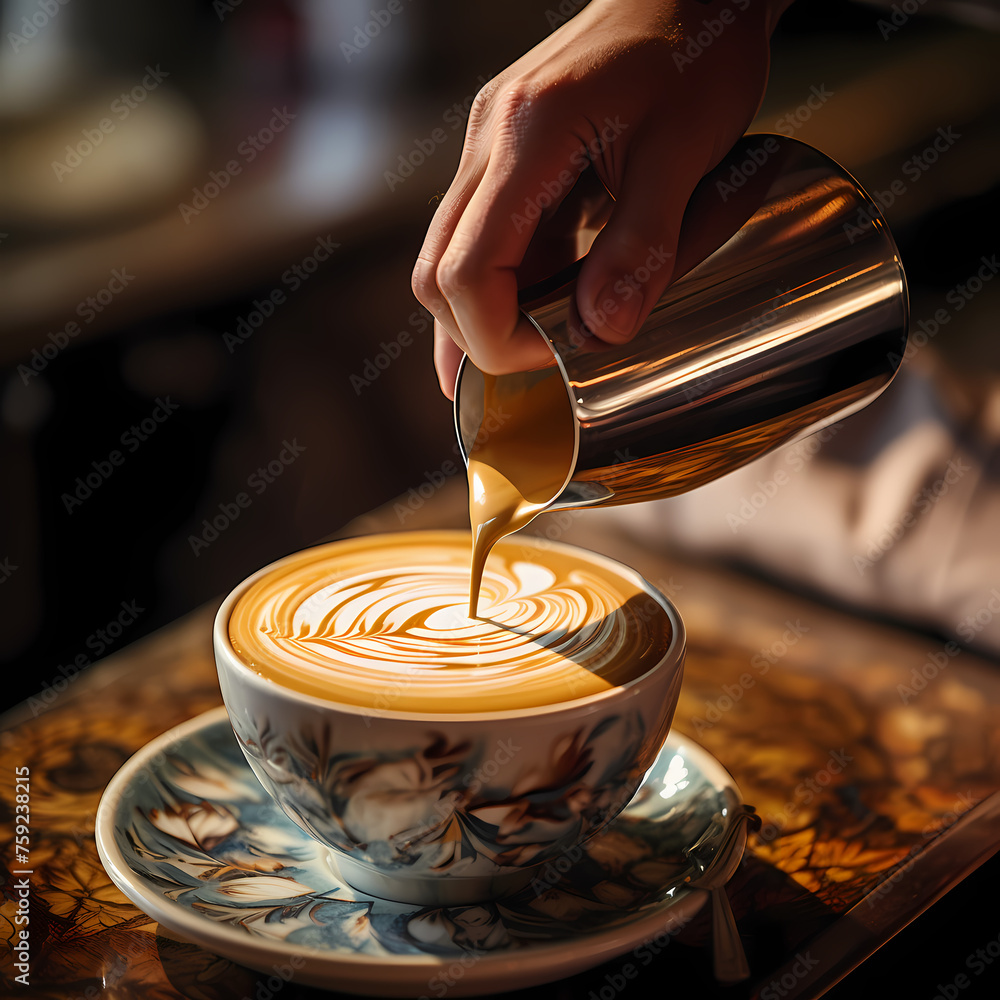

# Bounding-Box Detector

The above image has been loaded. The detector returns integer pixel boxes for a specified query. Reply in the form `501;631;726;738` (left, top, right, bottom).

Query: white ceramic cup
215;531;685;906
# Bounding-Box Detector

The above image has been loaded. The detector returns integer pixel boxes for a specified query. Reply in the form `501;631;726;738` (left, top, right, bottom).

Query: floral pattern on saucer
105;710;735;963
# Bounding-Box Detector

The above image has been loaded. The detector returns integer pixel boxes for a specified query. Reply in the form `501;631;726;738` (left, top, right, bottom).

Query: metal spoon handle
712;885;751;983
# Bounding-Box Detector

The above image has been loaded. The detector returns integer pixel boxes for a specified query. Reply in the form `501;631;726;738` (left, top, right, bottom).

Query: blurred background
0;0;998;718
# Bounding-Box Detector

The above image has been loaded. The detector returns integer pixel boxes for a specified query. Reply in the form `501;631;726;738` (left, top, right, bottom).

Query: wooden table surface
3;481;1000;998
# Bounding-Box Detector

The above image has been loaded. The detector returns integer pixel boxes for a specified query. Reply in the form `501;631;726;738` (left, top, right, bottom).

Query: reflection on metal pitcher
456;133;909;511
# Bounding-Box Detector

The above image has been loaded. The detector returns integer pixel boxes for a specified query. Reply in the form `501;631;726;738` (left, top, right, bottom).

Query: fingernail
594;281;644;338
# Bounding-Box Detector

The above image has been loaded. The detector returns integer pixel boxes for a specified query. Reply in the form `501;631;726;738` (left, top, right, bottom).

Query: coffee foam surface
227;531;672;713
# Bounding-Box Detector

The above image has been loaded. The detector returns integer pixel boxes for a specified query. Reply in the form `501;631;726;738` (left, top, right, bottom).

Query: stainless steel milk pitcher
455;133;909;510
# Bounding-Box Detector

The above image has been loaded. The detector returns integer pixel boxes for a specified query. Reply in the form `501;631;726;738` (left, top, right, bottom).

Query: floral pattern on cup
233;711;650;876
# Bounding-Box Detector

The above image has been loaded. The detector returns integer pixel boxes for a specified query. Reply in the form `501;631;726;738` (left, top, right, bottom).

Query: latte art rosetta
228;532;672;712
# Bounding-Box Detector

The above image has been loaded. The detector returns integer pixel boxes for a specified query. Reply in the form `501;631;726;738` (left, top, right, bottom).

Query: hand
412;0;785;398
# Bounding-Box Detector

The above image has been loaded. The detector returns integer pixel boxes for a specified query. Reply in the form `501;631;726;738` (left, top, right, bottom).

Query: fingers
434;126;590;374
576;130;708;345
412;133;492;347
412;73;530;342
418;98;591;390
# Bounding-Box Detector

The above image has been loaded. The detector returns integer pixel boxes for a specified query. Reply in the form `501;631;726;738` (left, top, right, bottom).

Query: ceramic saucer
96;706;746;997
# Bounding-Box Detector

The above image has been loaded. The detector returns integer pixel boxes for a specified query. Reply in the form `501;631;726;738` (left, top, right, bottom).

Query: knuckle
412;261;447;314
468;76;506;124
411;262;433;303
436;254;473;301
468;86;492;126
494;82;546;134
495;82;533;115
470;77;541;134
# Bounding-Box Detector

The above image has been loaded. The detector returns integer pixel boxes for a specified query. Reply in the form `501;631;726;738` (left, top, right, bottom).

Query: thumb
576;142;706;344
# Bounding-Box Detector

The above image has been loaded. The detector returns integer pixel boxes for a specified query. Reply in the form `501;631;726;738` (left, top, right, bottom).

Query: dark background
0;1;999;995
